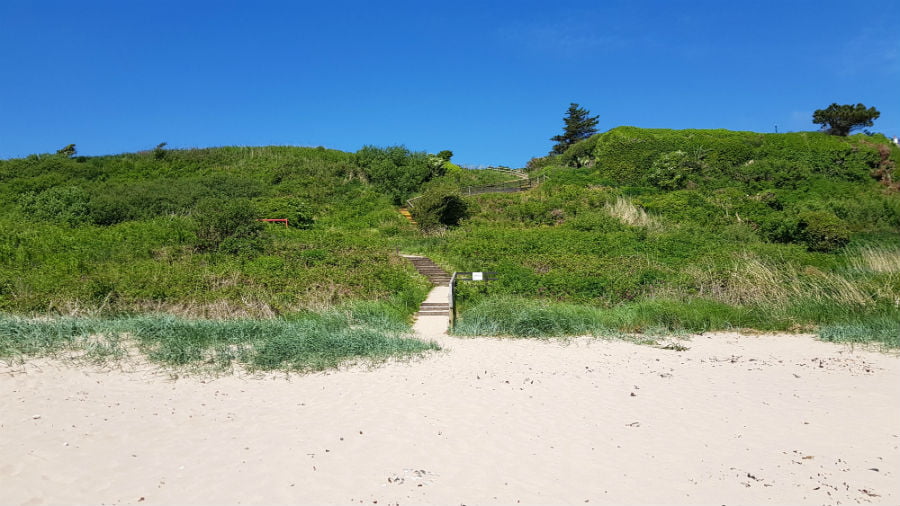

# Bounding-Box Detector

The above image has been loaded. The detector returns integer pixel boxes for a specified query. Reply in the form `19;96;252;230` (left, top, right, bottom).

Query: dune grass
452;296;751;338
818;318;900;348
0;303;438;372
452;295;900;348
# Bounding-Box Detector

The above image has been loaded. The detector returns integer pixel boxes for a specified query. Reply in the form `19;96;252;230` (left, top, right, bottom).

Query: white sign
472;272;483;281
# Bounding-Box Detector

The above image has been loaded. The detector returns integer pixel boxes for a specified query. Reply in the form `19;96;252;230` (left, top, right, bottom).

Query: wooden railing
407;173;547;209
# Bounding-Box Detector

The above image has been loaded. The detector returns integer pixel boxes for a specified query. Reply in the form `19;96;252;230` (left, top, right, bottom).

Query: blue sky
1;0;898;167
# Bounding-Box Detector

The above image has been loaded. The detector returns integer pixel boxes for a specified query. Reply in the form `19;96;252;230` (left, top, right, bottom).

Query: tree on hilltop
56;144;77;157
812;103;880;136
436;150;453;162
551;103;599;154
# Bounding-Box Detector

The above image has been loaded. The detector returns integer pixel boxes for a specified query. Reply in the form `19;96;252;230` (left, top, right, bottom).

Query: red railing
257;218;289;228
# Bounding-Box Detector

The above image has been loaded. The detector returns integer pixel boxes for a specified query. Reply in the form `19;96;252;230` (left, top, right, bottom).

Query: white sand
2;287;898;505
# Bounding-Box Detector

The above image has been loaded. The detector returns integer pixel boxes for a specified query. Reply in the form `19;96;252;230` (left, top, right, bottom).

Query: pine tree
812;103;880;136
550;103;599;154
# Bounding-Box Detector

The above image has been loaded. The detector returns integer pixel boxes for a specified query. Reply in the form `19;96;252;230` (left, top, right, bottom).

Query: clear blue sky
1;0;898;168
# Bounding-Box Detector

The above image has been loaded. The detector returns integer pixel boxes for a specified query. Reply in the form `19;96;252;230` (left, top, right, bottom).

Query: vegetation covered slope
2;127;899;363
425;128;900;345
0;146;431;316
0;145;455;369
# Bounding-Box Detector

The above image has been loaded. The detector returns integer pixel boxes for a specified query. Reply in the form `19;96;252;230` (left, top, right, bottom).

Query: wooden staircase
416;301;449;317
401;255;451;319
398;207;416;224
402;255;451;286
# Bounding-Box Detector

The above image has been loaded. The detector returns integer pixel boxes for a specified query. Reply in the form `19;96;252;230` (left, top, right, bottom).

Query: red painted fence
257;218;289;228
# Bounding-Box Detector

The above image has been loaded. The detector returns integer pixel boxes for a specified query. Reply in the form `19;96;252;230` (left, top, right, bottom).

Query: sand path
1;286;898;504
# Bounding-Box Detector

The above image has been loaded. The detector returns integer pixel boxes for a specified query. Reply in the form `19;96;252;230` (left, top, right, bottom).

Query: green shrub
559;135;599;168
410;185;469;230
730;159;813;190
758;211;800;244
647;150;699;189
637;190;721;223
584;127;887;187
753;209;850;252
797;211;850;252
88;193;134;225
525;155;556;172
254;196;314;228
505;200;559;225
355;146;435;204
86;178;244;225
193;198;266;253
18;186;90;225
568;211;624;232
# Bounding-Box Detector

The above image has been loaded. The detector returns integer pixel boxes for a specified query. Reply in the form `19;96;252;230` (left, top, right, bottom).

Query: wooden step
397;207;417;224
403;254;451;286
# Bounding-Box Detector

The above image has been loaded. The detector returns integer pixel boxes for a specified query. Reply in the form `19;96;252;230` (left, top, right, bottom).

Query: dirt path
1;289;898;505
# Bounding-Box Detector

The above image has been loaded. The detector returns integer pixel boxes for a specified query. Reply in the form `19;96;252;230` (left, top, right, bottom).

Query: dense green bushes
568;127;891;189
193;198;266;254
3;128;899;351
417;130;900;346
0;145;434;316
409;185;469;230
354;145;441;204
756;209;850;252
796;211;850;252
18;186;90;225
254;196;314;228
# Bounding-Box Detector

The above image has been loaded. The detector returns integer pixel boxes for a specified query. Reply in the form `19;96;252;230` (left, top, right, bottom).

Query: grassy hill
1;146;417;315
418;128;900;346
2;128;898;370
0;145;458;370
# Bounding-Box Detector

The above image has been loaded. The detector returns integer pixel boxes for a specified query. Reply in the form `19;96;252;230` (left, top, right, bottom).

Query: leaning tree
812;103;880;136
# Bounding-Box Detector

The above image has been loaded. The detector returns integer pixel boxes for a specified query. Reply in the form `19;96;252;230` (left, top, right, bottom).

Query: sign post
449;271;497;331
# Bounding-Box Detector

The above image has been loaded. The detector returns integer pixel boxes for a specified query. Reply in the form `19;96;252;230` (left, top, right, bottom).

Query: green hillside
0;146;417;314
0;145;455;370
2;128;899;369
421;128;900;345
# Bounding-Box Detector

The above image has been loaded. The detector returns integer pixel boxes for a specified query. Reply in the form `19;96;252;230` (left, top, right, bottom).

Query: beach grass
0;305;438;372
452;295;900;348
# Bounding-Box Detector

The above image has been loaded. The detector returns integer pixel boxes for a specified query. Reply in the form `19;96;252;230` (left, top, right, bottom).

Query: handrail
407;175;547;209
479;167;529;180
448;271;457;329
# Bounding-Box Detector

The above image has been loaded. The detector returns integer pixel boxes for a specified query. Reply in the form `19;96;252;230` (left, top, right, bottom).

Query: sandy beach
2;290;898;505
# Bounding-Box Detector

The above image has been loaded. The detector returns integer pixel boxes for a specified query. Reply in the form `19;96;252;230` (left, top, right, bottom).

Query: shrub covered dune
424;128;900;346
1;128;898;370
0;145;458;370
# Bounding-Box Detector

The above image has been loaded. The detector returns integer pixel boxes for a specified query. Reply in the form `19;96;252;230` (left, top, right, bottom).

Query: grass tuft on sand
0;304;438;372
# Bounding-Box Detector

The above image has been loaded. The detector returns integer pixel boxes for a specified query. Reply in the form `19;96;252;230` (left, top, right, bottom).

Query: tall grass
452;241;900;346
700;254;874;308
605;197;662;230
452;296;755;338
453;295;900;347
848;246;900;274
0;304;438;372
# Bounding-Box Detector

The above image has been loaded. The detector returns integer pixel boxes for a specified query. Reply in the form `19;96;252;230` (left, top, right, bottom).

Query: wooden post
449;272;457;331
